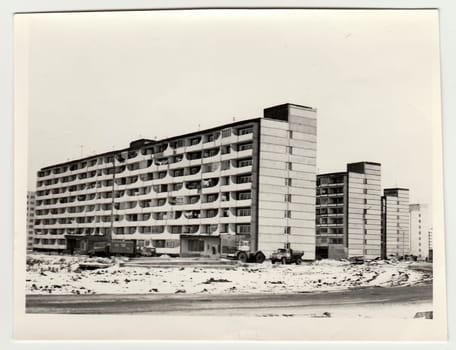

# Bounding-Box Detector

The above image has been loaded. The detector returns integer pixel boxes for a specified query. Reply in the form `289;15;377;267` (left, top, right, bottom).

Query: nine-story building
32;104;318;259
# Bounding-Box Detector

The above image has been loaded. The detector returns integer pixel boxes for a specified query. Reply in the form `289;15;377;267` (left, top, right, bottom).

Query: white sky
23;9;440;205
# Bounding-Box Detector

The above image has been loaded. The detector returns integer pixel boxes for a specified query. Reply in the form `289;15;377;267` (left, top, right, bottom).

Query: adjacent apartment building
32;103;318;259
316;162;382;260
409;203;431;260
381;188;410;258
26;191;36;251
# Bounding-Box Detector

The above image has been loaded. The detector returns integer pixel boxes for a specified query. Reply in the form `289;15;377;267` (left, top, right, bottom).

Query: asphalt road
26;284;432;315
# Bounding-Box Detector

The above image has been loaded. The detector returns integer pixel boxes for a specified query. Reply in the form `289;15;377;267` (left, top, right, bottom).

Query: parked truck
223;240;266;263
270;247;304;265
87;239;156;257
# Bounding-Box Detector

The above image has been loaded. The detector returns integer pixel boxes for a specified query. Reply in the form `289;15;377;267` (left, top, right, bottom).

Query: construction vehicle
86;239;156;257
224;240;266;263
270;246;304;265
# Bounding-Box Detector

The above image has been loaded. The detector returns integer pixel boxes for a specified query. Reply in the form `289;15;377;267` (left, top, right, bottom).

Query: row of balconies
33;201;253;226
36;157;253;192
34;206;252;225
35;175;253;207
34;221;252;237
36;131;255;182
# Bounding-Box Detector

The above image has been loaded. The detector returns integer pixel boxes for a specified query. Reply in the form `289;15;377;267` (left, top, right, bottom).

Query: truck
270;247;304;265
223;240;266;263
87;239;156;257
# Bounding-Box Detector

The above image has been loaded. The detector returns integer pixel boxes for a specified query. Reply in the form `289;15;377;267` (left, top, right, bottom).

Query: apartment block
315;172;346;259
409;203;431;260
26;191;36;251
316;162;382;260
381;188;410;258
32;103;317;259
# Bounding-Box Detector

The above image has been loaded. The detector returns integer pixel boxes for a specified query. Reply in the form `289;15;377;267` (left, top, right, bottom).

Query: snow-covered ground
25;254;432;295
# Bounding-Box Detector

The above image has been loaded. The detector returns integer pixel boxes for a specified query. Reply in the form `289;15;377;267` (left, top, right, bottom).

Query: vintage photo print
13;9;446;341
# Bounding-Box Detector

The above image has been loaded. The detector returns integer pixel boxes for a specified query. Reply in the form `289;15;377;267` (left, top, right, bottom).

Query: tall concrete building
315;172;346;259
316;162;382;260
409;203;431;260
33;103;317;259
26;191;36;251
381;188;410;258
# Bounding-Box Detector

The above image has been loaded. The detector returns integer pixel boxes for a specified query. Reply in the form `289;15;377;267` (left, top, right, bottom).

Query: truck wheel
238;252;248;263
281;257;287;264
295;258;302;265
255;252;266;264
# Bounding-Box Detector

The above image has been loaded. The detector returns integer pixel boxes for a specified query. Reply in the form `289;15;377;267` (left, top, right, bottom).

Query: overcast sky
22;9;440;205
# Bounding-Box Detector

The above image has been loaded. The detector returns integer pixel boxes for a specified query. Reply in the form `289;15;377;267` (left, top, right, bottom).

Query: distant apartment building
428;228;433;262
315;162;382;260
409;203;431;260
33;103;317;259
26;191;36;250
381;188;410;258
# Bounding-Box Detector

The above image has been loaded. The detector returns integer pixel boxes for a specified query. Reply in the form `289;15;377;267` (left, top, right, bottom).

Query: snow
25;254;432;295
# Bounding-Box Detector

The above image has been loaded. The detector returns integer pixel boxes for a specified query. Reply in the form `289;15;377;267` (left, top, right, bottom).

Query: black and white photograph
13;8;447;341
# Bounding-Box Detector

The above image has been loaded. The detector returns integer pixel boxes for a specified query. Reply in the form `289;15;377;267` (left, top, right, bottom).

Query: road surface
26;284;432;317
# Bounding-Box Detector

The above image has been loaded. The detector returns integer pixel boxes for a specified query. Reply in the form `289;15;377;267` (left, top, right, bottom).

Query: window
188;239;204;252
285;210;291;218
237;191;251;200
284;226;291;235
238;143;252;151
287;162;292;170
166;240;180;248
286;146;293;154
364;199;368;204
237;158;252;167
364;178;368;184
153;240;166;248
288;130;293;139
238;127;253;135
151;226;164;234
363;189;368;194
236;224;251;234
222;128;231;138
221;145;230;154
237;174;252;184
285;194;292;202
206;134;215;142
220;208;229;217
190;137;200;145
237;207;251;216
221;161;230;170
206;194;218;203
285;178;292;187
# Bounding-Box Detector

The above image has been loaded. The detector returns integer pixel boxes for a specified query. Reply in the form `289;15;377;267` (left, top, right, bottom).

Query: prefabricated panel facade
32;103;318;259
315;172;347;259
258;104;317;259
346;162;382;259
409;203;431;260
26;191;36;251
316;162;382;260
382;188;410;258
